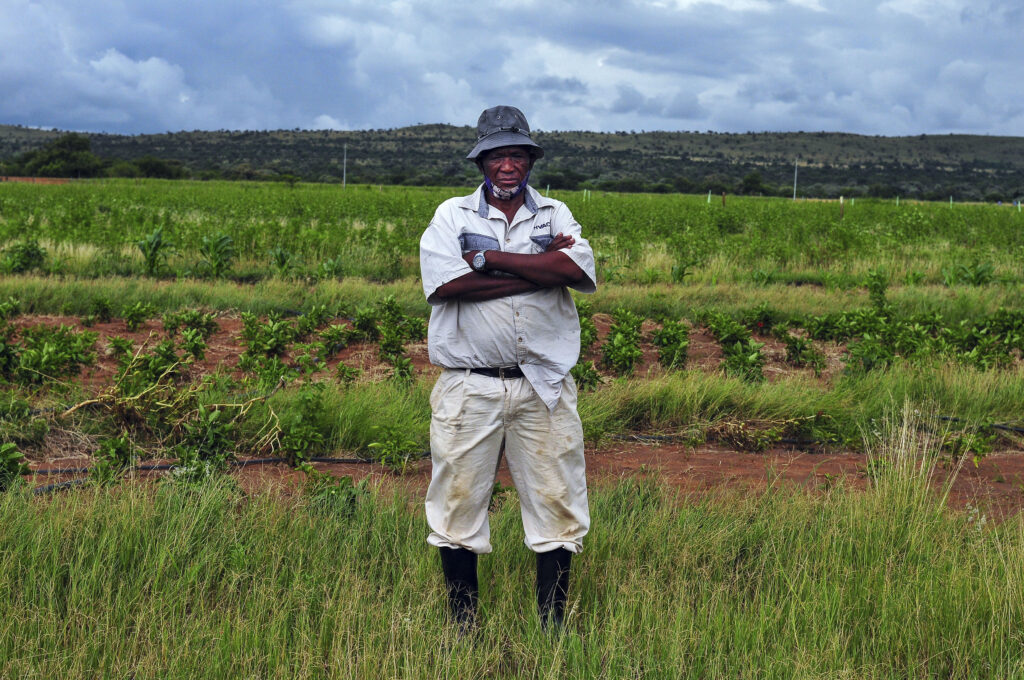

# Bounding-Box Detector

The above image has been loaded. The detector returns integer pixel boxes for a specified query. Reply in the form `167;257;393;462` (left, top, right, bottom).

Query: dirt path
28;441;1024;517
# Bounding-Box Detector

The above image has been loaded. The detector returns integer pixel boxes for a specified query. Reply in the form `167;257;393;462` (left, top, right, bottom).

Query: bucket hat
466;105;544;160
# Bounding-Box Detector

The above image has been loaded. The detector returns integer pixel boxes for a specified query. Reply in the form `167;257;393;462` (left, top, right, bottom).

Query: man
419;105;597;631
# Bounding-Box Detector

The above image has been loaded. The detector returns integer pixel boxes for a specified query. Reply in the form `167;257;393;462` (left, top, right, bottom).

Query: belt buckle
498;367;509;380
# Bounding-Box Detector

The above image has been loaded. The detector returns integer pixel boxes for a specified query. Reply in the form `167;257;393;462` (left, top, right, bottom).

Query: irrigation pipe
29;454;427;477
938;416;1024;435
28;451;432;496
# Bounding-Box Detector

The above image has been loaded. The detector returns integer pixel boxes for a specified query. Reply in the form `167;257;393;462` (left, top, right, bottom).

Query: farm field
2;179;1024;676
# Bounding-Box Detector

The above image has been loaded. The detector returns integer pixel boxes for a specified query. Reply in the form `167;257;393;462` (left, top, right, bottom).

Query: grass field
2;411;1023;679
1;180;1023;677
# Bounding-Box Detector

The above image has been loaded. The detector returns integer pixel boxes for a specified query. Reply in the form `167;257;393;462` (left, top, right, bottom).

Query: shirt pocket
529;234;553;252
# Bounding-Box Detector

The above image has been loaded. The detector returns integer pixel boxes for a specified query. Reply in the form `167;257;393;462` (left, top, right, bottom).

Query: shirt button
517;337;523;343
505;238;511;243
515;311;520;317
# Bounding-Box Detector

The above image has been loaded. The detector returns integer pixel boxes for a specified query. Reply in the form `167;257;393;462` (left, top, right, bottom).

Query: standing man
419;105;597;631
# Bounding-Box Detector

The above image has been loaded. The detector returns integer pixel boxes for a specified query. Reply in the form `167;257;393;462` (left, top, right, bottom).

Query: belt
469;366;524;379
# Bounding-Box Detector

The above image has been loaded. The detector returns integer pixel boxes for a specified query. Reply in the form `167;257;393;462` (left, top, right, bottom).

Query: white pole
792;160;798;200
707;190;711;204
342;143;347;189
950;196;953;208
546;184;550;197
896;196;899;207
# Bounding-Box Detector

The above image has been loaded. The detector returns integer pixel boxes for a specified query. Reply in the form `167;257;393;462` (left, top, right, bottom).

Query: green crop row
2;180;1024;285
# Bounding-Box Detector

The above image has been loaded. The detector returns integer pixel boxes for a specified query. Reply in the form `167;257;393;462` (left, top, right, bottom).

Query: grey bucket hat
466;105;544;160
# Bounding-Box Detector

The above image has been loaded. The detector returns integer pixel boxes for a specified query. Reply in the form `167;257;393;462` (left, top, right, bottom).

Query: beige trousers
425;369;589;555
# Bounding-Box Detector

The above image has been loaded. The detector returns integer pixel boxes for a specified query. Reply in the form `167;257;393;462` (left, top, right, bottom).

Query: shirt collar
462;183;546;219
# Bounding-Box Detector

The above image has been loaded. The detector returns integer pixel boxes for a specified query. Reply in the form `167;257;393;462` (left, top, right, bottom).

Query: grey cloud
531;76;589;95
0;0;1021;136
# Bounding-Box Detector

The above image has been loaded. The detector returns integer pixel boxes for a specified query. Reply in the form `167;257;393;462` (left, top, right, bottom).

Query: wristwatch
471;250;489;272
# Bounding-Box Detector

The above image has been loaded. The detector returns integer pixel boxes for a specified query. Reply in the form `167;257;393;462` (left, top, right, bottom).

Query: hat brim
467;131;544;160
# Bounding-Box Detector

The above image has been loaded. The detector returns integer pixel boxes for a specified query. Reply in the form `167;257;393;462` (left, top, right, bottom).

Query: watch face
472;251;486;271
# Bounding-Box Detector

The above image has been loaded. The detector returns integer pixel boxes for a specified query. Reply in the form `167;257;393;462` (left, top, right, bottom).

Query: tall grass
578;364;1024;445
2;406;1022;678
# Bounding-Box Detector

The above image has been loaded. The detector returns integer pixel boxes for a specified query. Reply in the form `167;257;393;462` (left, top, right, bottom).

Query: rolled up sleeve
420;207;473;305
553;204;597;294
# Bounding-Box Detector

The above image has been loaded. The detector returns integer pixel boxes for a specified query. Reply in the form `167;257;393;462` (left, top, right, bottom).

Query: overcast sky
2;0;1020;136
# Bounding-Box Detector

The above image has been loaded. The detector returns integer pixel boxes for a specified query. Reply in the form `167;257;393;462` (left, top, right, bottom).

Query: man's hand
545;233;575;252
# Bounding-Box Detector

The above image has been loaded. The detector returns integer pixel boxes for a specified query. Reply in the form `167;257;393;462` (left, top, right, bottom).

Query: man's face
481;146;533;191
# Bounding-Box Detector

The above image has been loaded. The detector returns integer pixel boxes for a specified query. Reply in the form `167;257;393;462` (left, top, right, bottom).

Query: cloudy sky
2;0;1020;136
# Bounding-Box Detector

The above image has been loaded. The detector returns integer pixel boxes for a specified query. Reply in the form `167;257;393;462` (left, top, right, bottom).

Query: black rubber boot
536;548;572;630
439;547;478;633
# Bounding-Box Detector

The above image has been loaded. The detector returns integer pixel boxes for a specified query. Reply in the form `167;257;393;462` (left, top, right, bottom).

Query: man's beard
485;172;530;200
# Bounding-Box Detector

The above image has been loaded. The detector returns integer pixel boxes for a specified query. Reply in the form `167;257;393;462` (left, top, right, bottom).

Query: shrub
2;240;47;274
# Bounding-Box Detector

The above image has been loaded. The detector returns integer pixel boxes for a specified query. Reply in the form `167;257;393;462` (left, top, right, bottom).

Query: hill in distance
2;123;1022;201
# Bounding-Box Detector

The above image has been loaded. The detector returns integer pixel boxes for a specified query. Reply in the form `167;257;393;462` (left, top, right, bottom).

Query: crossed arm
433;233;587;303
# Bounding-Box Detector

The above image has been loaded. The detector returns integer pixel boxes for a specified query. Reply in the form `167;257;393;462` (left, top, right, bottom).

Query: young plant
89;434;140;486
368;425;420;475
164;309;220;339
865;267;890;310
319;324;351;358
1;240;47;274
240;313;296;359
776;329;826;376
0;391;48;447
176;405;237;469
721;339;766;383
943;260;995;287
601;308;643;376
276;386;329;466
336;362;361;385
576;299;598;352
106;336;134;362
16;325;98;384
268;247;295;278
652;318;689;370
299;464;368;517
180;328;207;361
0;442;29;491
121;301;158;332
316;257;345;281
296;304;332;339
137;227;173;276
0;297;22;322
198;232;236;279
570;360;603;391
844;334;896;374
